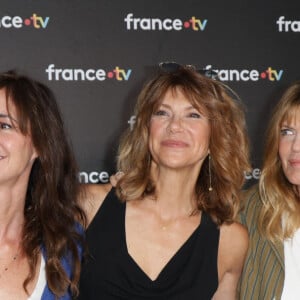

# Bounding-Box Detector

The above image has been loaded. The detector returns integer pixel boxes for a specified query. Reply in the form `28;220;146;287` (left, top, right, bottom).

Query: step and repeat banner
0;0;299;186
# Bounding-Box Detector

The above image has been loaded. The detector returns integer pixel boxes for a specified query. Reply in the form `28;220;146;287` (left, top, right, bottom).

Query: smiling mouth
288;159;300;168
161;140;188;147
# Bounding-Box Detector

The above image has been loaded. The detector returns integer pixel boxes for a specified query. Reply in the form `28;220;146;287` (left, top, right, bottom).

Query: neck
0;185;26;242
150;165;199;218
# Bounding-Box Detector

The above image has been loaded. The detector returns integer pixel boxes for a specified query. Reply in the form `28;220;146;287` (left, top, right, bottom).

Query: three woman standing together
1;66;299;299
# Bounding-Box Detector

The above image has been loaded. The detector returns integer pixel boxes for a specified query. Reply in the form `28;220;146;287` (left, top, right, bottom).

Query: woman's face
279;112;300;194
0;89;37;187
149;88;210;172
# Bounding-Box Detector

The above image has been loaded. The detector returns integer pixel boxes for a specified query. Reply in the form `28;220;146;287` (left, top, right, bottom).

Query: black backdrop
1;0;299;186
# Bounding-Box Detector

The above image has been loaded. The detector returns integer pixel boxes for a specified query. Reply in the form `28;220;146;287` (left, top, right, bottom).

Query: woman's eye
188;112;201;119
153;110;168;116
0;122;12;129
280;128;294;136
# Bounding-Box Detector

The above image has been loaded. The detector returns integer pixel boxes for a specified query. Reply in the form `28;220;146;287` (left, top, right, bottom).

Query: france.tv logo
204;65;284;82
276;16;300;32
124;13;207;31
45;64;132;81
0;14;49;29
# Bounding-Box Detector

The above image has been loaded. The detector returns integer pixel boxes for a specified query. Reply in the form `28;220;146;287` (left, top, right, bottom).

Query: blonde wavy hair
259;81;300;241
116;66;250;224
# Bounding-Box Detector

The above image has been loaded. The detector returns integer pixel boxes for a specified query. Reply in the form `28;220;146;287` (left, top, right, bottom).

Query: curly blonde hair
259;81;300;241
117;66;250;224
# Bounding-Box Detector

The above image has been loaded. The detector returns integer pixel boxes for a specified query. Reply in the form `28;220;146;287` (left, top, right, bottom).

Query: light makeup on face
152;103;206;123
0;113;18;130
280;123;299;141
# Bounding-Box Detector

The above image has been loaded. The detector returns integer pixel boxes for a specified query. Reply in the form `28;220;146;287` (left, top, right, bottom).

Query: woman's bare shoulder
219;222;249;263
220;222;248;243
79;183;112;228
213;222;249;299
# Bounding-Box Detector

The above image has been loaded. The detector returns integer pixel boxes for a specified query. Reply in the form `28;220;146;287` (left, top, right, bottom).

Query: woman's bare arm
213;222;249;299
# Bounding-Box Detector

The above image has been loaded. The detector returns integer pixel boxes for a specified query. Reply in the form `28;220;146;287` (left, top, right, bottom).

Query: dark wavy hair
117;66;250;224
0;70;85;297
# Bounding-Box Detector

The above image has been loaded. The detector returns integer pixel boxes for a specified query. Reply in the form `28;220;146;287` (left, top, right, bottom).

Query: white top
28;255;46;300
281;228;300;300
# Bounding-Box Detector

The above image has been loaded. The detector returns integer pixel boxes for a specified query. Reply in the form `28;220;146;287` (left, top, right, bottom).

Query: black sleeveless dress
79;188;219;299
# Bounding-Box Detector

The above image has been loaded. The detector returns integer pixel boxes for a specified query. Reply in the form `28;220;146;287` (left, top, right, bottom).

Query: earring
208;154;213;192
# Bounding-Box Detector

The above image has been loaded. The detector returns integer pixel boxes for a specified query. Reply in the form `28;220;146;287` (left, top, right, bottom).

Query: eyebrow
281;122;295;127
159;103;198;110
0;113;18;123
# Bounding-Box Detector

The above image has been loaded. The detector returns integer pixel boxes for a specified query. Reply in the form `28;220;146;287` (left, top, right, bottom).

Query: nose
167;115;184;133
292;132;300;152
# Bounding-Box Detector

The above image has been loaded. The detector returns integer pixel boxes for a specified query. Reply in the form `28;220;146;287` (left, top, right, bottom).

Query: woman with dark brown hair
0;70;84;299
80;63;250;299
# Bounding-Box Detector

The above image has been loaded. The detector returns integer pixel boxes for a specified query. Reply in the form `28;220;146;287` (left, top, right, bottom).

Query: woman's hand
110;171;124;187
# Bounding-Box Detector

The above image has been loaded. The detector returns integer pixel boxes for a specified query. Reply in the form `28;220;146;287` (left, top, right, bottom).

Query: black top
79;188;219;300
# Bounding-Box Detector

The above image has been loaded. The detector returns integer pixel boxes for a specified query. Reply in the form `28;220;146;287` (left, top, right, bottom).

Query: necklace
160;218;178;231
160;210;200;231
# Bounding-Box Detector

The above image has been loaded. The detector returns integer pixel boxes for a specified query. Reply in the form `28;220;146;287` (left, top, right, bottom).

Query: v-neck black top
79;188;219;300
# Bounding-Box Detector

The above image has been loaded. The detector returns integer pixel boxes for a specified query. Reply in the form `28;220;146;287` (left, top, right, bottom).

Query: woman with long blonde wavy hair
239;81;300;300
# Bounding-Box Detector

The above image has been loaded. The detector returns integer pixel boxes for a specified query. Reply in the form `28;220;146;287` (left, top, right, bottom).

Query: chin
285;175;300;187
